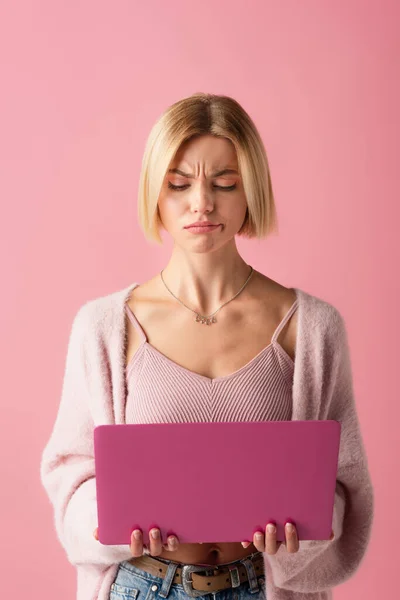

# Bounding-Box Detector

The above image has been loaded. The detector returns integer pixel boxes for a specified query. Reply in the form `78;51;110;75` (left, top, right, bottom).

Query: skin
93;526;334;556
93;134;335;558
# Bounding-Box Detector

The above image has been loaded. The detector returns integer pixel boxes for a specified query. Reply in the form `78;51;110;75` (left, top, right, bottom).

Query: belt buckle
228;565;241;588
181;565;215;598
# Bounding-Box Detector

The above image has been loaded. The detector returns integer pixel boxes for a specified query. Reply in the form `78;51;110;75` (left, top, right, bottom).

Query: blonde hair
137;92;278;244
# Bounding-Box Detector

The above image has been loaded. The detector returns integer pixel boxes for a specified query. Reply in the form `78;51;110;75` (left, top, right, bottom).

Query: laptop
94;420;341;546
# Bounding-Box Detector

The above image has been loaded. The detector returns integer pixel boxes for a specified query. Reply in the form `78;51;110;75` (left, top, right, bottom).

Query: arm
265;308;374;592
40;304;133;566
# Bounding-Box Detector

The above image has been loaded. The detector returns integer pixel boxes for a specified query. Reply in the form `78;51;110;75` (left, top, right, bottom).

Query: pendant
195;314;217;325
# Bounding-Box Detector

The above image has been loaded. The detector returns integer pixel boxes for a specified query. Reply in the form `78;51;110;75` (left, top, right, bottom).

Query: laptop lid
94;420;340;546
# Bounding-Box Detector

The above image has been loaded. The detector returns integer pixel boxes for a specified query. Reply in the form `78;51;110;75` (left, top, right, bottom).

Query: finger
166;535;179;552
162;535;178;551
264;523;278;555
241;540;252;548
253;530;265;552
285;523;299;553
130;529;144;557
149;528;163;556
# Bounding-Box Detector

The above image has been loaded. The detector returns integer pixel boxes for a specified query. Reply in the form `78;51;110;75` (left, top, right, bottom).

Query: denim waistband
113;551;266;599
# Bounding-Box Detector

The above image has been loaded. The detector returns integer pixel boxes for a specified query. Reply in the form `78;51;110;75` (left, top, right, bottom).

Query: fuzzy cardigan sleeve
263;306;374;594
40;304;133;567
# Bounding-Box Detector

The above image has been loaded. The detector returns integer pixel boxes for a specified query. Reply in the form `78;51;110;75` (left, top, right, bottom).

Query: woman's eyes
168;182;237;192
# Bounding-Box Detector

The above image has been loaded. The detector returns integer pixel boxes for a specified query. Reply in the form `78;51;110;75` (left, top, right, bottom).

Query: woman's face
157;135;248;251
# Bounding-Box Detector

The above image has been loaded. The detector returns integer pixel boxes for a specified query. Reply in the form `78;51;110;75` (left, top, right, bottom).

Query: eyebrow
168;168;239;178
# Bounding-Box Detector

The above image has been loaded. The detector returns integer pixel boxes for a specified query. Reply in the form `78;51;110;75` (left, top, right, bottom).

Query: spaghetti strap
271;298;299;344
125;303;148;343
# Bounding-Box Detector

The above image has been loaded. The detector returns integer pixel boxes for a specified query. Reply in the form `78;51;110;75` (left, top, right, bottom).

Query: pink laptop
94;420;341;546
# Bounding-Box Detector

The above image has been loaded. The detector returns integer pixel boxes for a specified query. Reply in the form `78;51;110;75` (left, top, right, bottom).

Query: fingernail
169;537;177;545
151;529;160;539
267;524;276;533
133;529;141;540
255;532;263;539
286;523;294;532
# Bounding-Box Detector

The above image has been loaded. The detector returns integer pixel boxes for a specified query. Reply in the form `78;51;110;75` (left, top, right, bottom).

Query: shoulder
252;273;346;337
295;287;349;350
70;281;139;339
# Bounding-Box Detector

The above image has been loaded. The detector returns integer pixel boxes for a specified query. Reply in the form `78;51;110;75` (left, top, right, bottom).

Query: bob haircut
137;92;279;244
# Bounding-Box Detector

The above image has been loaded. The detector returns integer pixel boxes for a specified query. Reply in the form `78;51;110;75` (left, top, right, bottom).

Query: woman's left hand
241;524;335;554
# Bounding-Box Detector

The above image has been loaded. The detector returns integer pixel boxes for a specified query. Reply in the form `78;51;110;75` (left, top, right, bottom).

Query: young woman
41;93;374;600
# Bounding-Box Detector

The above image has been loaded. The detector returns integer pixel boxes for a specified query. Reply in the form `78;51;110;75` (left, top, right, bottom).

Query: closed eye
168;182;237;192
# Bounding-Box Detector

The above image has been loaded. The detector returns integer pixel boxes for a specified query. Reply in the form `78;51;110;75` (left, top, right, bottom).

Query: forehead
171;135;238;168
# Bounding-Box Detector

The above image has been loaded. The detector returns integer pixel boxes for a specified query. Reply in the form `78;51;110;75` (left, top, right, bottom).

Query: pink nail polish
166;530;177;539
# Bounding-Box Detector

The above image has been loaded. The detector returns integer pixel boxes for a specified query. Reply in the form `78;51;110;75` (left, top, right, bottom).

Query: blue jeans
110;552;266;600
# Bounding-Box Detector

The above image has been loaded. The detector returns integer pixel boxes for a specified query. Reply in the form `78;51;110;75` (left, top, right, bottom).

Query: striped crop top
124;290;299;424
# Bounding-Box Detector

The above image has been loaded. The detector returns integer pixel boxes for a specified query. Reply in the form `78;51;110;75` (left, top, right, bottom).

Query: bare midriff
155;541;259;565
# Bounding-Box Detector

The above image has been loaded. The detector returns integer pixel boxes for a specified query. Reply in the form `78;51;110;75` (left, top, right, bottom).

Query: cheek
157;197;183;223
219;199;247;221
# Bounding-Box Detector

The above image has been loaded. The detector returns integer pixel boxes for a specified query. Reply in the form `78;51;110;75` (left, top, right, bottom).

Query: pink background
0;0;397;598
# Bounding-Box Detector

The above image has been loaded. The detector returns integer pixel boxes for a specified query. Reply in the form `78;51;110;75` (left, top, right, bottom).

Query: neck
159;244;254;315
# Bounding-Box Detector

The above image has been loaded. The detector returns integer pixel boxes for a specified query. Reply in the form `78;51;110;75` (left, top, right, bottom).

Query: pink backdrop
0;0;397;598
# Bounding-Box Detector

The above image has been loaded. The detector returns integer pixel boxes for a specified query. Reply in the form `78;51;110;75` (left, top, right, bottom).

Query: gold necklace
160;266;254;325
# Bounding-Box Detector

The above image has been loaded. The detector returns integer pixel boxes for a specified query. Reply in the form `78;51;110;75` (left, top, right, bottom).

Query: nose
190;182;214;214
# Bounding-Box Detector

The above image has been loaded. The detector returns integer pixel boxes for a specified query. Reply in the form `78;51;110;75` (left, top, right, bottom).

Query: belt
128;552;265;596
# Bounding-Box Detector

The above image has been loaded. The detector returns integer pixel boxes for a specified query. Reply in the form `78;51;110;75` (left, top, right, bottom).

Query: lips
185;223;218;228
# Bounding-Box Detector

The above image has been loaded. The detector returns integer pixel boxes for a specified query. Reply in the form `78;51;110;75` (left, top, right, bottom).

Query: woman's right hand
93;526;180;556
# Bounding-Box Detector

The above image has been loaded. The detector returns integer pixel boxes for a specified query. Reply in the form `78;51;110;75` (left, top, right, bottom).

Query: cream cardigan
40;282;374;600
